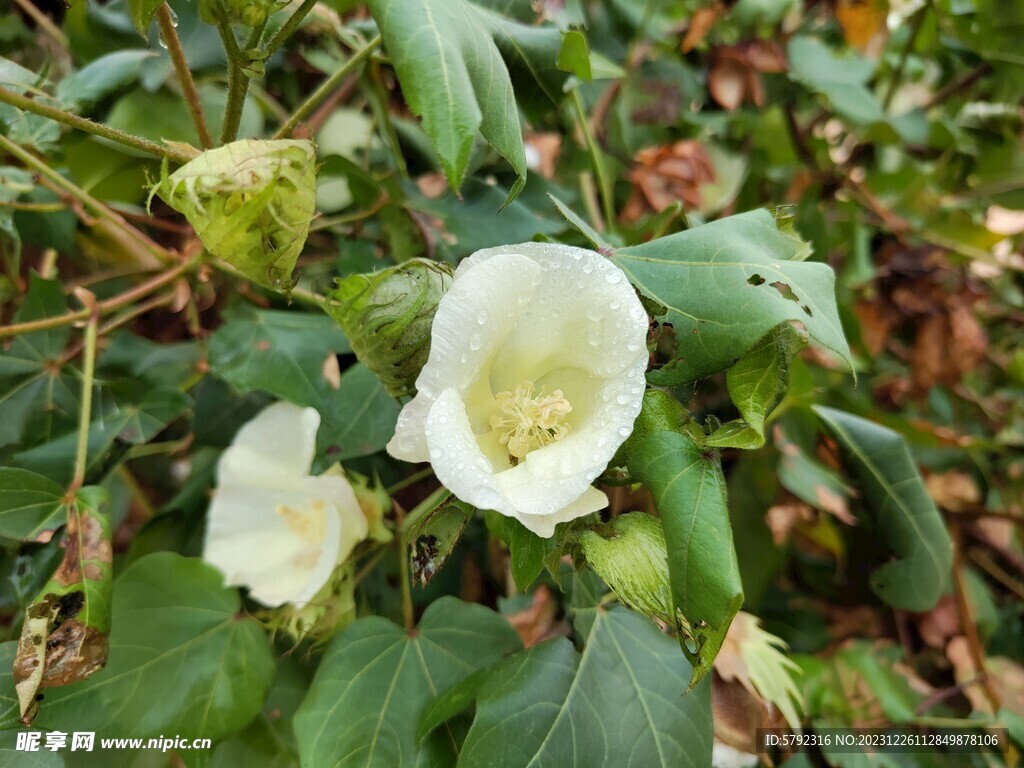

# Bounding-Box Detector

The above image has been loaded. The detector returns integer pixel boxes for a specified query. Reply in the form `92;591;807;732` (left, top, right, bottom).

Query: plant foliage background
0;0;1023;765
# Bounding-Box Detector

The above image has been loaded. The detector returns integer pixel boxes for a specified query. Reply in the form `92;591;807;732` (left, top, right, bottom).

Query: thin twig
386;467;435;496
12;0;69;50
571;88;615;233
273;35;381;139
882;2;929;110
0;133;172;267
0;257;196;338
0;86;195;163
264;0;318;58
951;526;1001;712
157;3;213;149
924;64;993;110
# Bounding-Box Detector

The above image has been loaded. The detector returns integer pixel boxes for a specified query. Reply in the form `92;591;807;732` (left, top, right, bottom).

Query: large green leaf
787;37;882;125
293;596;521;768
0;274;78;450
812;407;953;611
10;553;275;741
0;468;64;540
367;0;561;201
610;210;852;384
628;428;743;689
424;606;712;768
208;307;350;403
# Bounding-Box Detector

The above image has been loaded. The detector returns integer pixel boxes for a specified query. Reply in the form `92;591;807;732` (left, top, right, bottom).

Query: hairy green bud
580;513;673;623
327;259;454;398
156;139;316;293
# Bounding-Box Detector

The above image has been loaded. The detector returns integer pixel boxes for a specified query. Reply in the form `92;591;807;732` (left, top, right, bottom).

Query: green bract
579;513;673;624
327;259;453;398
156;139;316;292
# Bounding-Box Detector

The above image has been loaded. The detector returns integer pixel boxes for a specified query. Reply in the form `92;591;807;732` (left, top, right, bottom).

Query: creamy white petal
388;253;541;462
218;402;320;486
423;388;509;515
300;474;368;563
512;486;608;538
389;242;649;539
203;479;343;607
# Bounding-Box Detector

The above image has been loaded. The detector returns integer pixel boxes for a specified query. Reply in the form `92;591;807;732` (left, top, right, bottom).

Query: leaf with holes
813;407;953;611
421;606;712;768
293;597;521;768
9;553;276;740
611;210;852;385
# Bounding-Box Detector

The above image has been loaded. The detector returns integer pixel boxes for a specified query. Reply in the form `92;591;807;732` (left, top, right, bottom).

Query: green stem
0;133;172;265
263;0;318;57
158;3;213;149
273;35;381;139
386;467;435;496
69;304;99;494
218;21;248;144
571;88;615;233
0;87;195;164
882;3;929;111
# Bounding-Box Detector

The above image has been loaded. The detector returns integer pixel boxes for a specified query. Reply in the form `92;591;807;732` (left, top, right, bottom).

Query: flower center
489;381;572;461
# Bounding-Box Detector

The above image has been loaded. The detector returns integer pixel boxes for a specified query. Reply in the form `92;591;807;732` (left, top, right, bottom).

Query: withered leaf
13;486;113;723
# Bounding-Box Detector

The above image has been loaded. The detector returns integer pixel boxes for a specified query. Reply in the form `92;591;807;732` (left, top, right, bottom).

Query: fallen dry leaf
506;585;569;648
708;41;787;111
925;470;981;512
681;4;723;53
524;133;562;179
835;0;889;57
621;140;715;221
917;594;961;648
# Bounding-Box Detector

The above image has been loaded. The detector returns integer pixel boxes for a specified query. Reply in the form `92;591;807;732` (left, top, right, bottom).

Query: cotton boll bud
580;513;673;623
263;563;358;644
156;140;316;293
328;259;454;398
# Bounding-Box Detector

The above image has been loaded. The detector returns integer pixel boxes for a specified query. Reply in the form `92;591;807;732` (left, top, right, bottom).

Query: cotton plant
202;402;370;637
380;242;649;537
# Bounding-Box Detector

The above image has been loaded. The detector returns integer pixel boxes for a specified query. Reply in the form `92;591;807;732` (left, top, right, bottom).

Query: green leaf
55;50;156;110
557;29;592;81
129;0;164;36
432;607;712;767
318;363;402;461
547;192;611;252
293;597;521;768
0;468;64;541
507;519;548;591
707;323;808;449
15;553;275;741
611;209;852;384
0;274;78;450
208;305;350;407
366;0;530;201
626;392;743;688
812;407;953;611
405;490;476;586
786;37;882;125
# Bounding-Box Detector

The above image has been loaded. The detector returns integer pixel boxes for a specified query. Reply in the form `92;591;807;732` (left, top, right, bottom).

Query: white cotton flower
203;402;368;607
387;242;648;538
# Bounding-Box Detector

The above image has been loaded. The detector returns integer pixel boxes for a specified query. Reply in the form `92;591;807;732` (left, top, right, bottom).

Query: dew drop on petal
477;310;488;324
470;334;482;351
605;271;622;284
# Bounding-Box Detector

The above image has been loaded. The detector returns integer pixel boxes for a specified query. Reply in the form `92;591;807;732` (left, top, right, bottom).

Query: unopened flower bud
327;259;454;398
580;513;673;622
156;139;316;293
